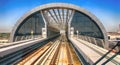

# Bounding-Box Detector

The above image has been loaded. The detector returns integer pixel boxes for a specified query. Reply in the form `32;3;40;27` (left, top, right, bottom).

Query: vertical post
31;30;34;39
88;37;91;43
35;16;37;35
101;40;105;48
41;11;47;38
42;28;47;38
68;10;75;38
15;36;18;42
94;38;97;45
70;27;74;38
76;30;79;39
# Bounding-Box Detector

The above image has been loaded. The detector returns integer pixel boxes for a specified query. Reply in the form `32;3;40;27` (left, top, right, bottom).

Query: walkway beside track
0;38;45;57
70;37;120;65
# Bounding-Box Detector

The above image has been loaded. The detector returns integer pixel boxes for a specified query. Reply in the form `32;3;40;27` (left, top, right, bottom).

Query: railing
71;35;120;65
15;35;42;42
77;35;105;48
0;40;9;43
74;35;120;65
0;34;60;49
0;37;43;48
93;41;120;65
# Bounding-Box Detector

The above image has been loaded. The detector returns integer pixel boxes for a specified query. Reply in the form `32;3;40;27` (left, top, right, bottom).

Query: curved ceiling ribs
42;8;74;31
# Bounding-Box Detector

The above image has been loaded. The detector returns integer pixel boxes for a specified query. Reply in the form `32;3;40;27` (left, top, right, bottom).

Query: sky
0;0;120;32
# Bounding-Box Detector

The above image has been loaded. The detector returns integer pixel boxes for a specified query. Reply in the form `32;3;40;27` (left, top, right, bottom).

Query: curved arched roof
10;3;108;48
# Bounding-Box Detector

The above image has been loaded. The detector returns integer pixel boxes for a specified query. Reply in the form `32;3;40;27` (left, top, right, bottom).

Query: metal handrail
93;41;120;65
0;37;43;48
78;35;105;47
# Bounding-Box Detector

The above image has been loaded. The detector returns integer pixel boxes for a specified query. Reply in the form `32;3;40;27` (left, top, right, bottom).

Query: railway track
17;42;52;65
16;36;81;65
34;40;60;65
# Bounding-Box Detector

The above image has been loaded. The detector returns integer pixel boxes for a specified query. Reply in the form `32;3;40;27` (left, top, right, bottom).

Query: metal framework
41;8;74;30
10;3;108;49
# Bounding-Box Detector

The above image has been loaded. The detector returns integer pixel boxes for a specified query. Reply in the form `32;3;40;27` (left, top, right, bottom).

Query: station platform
0;38;46;57
70;37;120;65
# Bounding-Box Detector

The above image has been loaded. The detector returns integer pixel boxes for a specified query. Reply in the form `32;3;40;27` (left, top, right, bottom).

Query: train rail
17;42;52;65
16;36;81;65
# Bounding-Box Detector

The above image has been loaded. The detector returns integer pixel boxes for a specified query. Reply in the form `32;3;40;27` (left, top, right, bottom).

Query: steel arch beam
10;3;108;49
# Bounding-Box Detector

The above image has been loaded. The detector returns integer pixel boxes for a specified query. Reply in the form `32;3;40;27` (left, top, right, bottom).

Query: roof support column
68;10;75;38
40;11;47;38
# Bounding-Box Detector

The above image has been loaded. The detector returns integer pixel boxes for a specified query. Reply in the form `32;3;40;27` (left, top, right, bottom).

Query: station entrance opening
10;3;108;48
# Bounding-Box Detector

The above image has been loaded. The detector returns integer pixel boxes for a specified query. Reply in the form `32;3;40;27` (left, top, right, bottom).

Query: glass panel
14;12;45;41
71;11;104;39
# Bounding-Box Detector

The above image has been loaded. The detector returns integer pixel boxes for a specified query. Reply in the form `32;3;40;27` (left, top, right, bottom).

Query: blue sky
0;0;120;32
